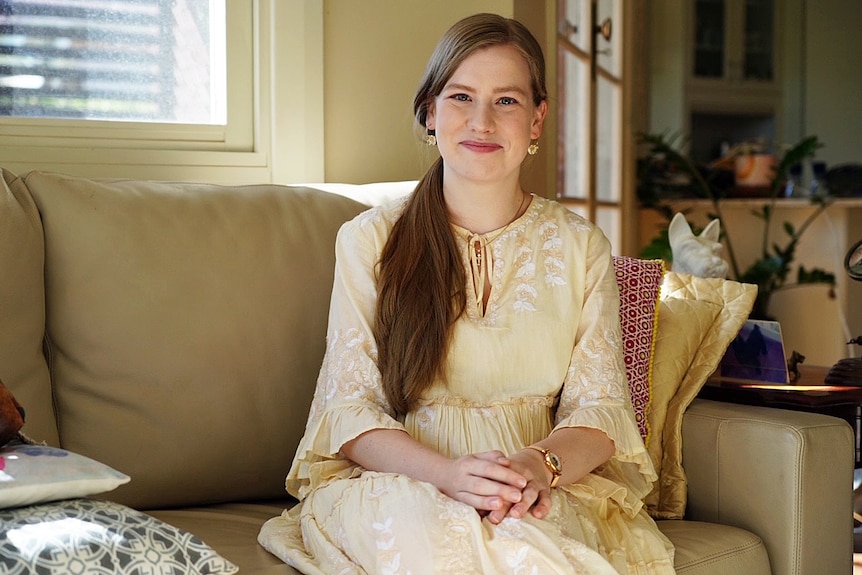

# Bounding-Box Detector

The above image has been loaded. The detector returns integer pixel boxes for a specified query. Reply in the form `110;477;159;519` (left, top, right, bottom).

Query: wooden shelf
658;196;862;208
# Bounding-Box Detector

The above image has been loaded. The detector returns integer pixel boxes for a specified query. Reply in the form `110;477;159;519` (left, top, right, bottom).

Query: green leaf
797;266;836;286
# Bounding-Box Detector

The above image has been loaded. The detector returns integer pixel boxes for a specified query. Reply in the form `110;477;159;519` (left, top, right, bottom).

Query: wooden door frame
516;0;647;256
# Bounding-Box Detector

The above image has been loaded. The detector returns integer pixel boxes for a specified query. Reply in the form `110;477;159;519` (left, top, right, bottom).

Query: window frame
0;0;324;184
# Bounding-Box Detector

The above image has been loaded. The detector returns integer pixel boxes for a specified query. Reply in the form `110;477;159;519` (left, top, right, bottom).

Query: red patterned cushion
613;256;665;442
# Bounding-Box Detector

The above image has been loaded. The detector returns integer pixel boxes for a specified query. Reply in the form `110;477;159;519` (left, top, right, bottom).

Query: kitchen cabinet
691;0;776;86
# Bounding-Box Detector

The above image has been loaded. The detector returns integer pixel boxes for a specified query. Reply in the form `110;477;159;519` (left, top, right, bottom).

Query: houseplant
637;133;835;320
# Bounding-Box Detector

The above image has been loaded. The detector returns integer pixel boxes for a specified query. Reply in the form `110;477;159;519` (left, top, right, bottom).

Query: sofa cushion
658;520;770;575
0;498;238;574
0;169;56;446
24;171;368;509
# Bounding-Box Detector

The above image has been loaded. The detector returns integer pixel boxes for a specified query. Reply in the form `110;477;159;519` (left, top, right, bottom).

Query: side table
698;365;862;467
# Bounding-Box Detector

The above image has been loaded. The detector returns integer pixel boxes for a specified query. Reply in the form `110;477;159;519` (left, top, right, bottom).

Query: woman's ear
531;100;548;139
425;101;436;131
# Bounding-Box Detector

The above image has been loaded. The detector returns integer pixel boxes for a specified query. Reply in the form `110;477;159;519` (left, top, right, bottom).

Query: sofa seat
149;502;299;575
658;520;769;574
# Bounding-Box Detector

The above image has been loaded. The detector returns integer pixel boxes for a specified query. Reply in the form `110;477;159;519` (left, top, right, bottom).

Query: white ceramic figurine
668;212;729;278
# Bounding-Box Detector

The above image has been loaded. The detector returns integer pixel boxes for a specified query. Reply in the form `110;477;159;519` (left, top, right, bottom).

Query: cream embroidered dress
259;196;676;574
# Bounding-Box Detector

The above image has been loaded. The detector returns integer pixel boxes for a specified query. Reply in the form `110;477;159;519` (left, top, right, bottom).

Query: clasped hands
436;449;553;524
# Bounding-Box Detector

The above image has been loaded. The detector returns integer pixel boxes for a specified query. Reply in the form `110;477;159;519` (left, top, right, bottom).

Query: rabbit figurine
668;212;729;278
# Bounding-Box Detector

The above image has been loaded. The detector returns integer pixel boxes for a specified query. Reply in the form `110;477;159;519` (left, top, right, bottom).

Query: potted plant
637;133;835;320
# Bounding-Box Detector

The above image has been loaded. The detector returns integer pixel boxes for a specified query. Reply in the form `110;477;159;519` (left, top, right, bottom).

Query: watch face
547;451;562;473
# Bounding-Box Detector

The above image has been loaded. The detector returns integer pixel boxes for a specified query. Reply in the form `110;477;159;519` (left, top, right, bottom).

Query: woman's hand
485;448;553;524
433;451;527;517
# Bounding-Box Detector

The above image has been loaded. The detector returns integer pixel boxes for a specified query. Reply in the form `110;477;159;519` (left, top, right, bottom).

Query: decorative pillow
613;256;665;442
0;443;130;509
0;498;238;574
647;271;757;519
643;297;721;514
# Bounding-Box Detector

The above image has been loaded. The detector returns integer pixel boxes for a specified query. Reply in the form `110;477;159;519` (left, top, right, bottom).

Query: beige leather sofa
1;168;854;574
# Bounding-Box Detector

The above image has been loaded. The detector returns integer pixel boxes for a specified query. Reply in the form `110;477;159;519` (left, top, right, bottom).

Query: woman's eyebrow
444;82;528;96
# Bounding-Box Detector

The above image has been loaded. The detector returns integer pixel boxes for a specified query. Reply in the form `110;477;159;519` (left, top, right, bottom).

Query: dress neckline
450;195;536;317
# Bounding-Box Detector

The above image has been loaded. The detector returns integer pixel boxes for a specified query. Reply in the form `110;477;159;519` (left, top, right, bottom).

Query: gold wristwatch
526;445;562;487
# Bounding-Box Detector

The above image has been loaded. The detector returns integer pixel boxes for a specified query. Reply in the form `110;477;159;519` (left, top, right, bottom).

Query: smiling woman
258;12;676;575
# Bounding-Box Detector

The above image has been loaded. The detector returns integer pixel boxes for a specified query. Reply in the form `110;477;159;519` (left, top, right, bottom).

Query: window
0;0;226;125
0;0;328;184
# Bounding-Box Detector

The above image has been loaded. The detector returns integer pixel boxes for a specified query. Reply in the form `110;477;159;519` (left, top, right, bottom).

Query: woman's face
426;44;547;188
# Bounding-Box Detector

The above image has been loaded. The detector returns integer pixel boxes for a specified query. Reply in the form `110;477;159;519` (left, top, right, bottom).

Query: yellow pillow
646;272;757;519
644;297;720;513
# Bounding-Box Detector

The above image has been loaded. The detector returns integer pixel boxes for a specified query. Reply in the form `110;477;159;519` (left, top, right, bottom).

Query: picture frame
720;319;790;384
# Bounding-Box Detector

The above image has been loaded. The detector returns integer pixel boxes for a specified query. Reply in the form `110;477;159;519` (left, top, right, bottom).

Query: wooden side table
699;365;862;467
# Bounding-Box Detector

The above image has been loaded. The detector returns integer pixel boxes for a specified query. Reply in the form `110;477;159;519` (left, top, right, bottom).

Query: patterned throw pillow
613;256;665;442
0;498;238;575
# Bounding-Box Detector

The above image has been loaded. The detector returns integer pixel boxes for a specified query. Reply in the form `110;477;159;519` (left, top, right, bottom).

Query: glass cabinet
692;0;775;85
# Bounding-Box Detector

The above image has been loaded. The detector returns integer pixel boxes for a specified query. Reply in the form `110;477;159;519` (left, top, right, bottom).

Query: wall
323;0;513;183
646;0;686;138
803;0;862;167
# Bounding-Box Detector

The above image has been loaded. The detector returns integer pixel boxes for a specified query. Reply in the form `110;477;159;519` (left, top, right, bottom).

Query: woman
259;13;676;574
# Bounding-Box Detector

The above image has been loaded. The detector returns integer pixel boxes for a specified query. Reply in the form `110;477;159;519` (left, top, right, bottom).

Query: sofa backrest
9;170;371;509
1;170;57;446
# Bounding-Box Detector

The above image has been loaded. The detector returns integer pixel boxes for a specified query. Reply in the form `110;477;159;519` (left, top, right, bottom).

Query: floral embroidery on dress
556;326;628;422
537;217;567;289
564;209;594;233
305;327;393;433
511;233;538;313
412;405;436;432
371;517;406;575
356;198;407;229
435;494;482;573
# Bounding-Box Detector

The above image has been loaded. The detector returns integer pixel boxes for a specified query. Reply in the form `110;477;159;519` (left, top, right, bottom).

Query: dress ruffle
556;403;658;505
287;402;405;499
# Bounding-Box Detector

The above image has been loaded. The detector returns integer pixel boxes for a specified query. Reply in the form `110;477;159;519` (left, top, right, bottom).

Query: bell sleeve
285;208;406;500
554;223;657;510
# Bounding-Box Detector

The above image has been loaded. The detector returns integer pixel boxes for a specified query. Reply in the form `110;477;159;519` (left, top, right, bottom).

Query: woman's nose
468;103;494;132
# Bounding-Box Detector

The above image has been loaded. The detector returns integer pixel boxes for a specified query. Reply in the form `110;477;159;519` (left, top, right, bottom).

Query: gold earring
528;141;539;156
424;130;437;146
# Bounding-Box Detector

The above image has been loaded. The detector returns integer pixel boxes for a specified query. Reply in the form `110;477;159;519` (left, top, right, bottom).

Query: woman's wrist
523;445;562;487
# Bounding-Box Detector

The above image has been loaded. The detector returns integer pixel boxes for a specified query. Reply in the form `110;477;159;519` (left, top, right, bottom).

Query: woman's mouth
460;140;502;153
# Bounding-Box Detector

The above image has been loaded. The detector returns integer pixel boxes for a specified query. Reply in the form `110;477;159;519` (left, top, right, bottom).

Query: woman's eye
498;97;518;106
452;94;470;102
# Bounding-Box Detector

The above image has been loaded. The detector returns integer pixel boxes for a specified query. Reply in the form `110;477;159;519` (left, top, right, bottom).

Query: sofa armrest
681;398;854;575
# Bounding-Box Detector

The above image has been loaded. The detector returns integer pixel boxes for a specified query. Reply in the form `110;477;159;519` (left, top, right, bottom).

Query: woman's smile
460;140;503;153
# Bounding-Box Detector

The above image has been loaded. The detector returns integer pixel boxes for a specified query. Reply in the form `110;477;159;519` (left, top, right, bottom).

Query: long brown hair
373;13;548;417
